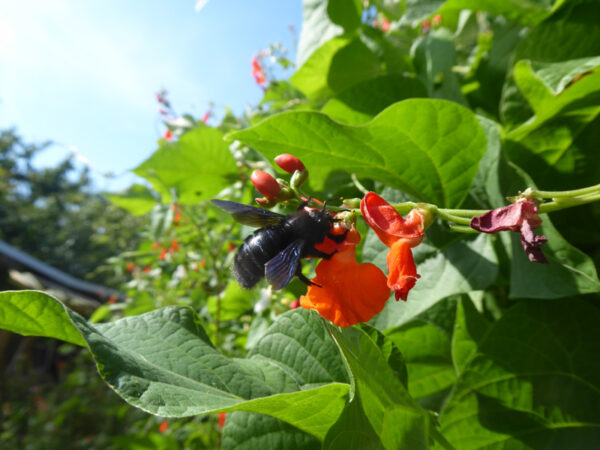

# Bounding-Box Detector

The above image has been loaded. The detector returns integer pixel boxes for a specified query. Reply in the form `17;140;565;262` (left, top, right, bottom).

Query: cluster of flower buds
251;154;309;207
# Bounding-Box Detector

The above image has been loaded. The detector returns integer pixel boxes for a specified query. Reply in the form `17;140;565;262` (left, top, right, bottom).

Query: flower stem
531;183;600;199
538;192;600;213
448;224;479;233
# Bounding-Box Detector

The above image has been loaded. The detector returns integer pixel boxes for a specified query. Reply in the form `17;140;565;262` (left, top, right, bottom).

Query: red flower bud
290;299;300;309
274;154;305;174
158;420;168;433
251;170;281;200
218;412;227;428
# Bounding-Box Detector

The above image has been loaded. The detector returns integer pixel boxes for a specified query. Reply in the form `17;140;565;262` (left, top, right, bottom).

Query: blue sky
0;0;302;191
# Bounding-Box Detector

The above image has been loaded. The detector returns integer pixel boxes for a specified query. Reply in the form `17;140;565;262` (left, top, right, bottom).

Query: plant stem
531;183;600;199
449;224;479;233
538;192;600;213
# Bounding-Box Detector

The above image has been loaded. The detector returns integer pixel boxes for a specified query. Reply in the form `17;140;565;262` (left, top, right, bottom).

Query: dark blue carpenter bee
212;199;346;290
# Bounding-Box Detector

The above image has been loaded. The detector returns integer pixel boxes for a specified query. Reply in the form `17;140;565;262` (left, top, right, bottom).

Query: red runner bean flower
360;192;425;301
299;227;390;327
251;56;266;87
470;199;548;263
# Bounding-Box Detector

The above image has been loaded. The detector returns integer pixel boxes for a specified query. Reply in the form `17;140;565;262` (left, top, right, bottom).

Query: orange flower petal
300;247;390;327
360;192;424;247
387;240;420;301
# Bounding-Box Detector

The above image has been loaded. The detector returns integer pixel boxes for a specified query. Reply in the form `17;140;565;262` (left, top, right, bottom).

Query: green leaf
439;298;600;449
412;29;465;104
223;412;320;450
0;291;349;440
503;59;600;188
501;1;600;127
207;281;253;322
291;36;381;102
0;291;86;347
402;0;445;23
133;126;237;204
451;297;490;374
323;396;385;450
229;99;487;208
297;0;344;67
321;74;427;124
438;0;560;26
508;218;600;298
327;0;362;32
386;318;456;408
105;184;158;216
330;325;431;450
369;231;498;330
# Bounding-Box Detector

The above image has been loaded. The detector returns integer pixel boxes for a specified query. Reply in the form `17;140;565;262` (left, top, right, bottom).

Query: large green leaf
386;317;456;409
0;290;86;347
412;29;465;104
439;299;600;449
327;0;362;32
323;396;384;450
296;0;344;67
133;126;237;204
291;36;381;102
437;0;562;26
330;325;431;450
0;291;349;440
223;412;320;450
321;74;427;124
229;99;487;208
105;184;158;216
451;297;490;374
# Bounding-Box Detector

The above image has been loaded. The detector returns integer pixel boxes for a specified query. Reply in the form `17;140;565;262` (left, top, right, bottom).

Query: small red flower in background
470;199;548;263
218;412;227;428
422;19;431;34
252;56;267;87
158;420;168;433
290;299;300;309
159;248;168;260
251;170;281;200
107;295;117;305
432;14;442;25
152;242;162;249
226;241;236;253
125;262;135;272
170;239;179;252
143;265;152;273
163;129;173;141
361;192;426;301
300;227;390;328
202;110;211;124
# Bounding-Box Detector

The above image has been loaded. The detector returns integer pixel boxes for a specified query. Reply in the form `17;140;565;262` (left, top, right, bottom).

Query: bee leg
297;197;311;210
296;265;321;288
327;229;349;243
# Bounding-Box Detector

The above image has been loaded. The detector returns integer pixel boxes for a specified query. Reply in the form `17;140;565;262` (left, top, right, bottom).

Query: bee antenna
322;200;328;210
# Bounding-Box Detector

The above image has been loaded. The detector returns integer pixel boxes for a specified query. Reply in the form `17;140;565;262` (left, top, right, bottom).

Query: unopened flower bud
256;197;277;207
342;198;361;209
274;154;306;174
251;170;281;200
290;169;309;188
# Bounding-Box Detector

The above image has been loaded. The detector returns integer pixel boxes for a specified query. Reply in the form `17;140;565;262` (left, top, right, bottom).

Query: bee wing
211;199;284;227
265;239;305;291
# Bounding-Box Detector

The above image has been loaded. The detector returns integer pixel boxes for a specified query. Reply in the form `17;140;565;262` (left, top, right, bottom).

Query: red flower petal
300;244;390;328
387;240;420;301
360;192;424;247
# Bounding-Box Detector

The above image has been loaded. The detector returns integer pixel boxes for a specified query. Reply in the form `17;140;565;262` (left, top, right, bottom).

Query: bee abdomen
233;228;286;288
